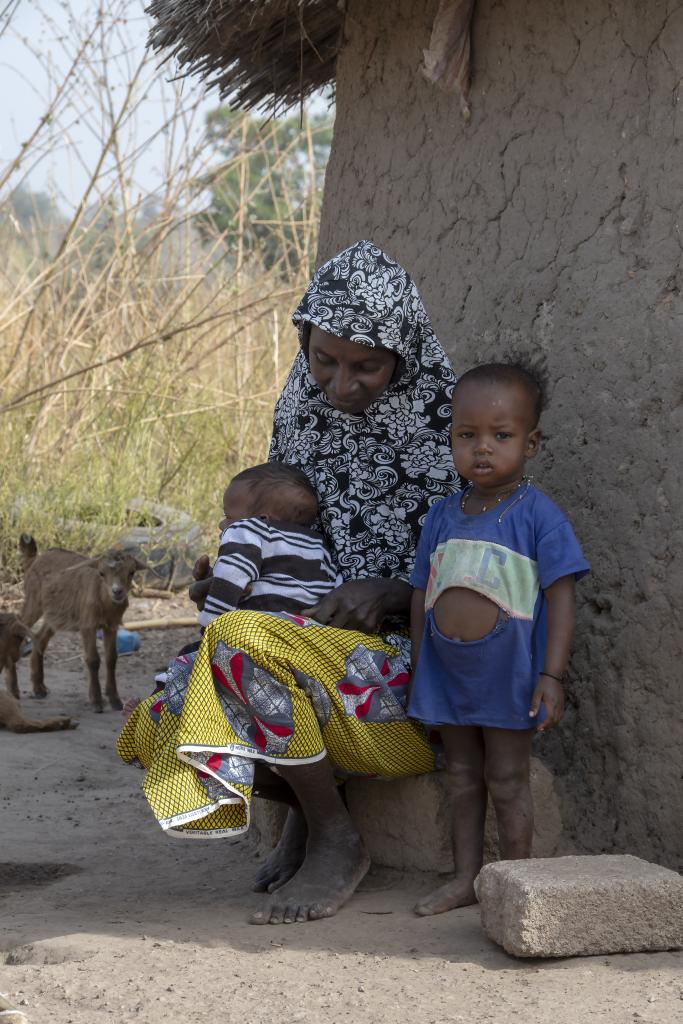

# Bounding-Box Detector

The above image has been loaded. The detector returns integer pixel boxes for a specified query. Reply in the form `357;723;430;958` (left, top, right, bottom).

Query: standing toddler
408;362;589;915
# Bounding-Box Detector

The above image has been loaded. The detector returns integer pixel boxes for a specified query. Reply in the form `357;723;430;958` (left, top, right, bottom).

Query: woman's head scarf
269;240;459;581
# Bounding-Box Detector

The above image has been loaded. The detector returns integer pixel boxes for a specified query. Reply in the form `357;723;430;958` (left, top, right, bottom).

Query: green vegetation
199;106;333;273
0;1;332;582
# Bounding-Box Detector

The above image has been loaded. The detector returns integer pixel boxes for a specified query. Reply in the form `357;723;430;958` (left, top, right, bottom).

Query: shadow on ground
1;628;681;1024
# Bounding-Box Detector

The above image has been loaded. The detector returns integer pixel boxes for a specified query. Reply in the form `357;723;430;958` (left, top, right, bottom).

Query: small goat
0;692;76;733
0;609;31;699
20;534;144;712
0;612;75;732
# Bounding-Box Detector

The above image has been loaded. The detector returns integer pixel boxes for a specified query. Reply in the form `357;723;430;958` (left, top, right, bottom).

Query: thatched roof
146;1;344;114
147;0;475;118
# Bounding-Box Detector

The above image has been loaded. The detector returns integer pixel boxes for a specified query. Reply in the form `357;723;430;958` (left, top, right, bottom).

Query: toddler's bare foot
414;877;478;916
122;696;141;721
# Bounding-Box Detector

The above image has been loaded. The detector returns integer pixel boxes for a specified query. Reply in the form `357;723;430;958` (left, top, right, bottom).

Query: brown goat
0;692;76;733
0;612;75;732
20;535;144;712
0;609;31;699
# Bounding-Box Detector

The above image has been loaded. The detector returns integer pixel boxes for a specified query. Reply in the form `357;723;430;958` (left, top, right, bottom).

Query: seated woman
118;240;459;925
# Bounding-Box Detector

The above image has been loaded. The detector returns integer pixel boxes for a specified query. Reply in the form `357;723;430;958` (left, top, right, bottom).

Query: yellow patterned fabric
117;610;434;837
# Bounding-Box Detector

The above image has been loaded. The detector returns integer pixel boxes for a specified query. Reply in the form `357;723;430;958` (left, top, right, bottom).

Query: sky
0;0;331;219
0;0;216;209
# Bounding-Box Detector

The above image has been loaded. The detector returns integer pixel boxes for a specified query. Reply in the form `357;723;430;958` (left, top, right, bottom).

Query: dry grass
0;0;329;580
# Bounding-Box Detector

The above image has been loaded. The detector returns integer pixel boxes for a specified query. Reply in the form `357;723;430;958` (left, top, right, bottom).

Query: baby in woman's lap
122;462;341;719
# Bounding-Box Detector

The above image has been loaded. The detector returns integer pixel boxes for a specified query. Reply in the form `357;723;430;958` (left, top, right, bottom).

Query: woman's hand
188;554;212;611
301;578;412;633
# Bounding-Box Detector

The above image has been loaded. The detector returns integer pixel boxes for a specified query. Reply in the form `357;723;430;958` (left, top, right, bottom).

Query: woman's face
308;325;398;414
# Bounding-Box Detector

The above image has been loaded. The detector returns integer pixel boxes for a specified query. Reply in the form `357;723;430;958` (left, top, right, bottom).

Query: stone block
345;773;453;873
345;757;563;873
250;797;288;850
475;854;683;958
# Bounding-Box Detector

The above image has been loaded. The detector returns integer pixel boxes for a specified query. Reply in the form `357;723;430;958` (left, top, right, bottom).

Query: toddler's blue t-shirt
409;483;589;729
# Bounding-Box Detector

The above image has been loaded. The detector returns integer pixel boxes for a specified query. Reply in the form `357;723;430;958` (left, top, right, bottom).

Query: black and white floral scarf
269;240;459;582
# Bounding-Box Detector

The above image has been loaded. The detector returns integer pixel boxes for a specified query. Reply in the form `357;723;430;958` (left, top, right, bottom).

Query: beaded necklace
460;476;531;523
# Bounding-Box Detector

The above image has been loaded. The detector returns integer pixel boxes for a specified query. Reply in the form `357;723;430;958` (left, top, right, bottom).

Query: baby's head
451;361;546;488
220;462;318;532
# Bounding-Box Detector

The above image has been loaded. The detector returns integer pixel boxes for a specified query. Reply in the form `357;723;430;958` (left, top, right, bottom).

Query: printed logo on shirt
425;538;539;620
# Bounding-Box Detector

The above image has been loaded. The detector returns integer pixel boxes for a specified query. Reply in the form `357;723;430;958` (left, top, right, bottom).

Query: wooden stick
123;617;196;631
131;587;175;600
0;991;29;1023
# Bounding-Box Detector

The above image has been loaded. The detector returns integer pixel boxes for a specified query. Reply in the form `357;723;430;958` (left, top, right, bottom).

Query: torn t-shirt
408;483;589;728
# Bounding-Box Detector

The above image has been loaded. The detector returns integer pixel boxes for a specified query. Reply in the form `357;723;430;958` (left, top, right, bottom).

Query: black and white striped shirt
198;517;342;628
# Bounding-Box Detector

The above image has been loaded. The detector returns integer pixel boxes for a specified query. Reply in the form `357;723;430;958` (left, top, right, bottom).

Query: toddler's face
451;380;540;492
219;482;258;533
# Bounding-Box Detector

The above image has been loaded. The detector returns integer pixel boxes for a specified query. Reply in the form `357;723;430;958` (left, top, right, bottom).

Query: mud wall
318;0;683;868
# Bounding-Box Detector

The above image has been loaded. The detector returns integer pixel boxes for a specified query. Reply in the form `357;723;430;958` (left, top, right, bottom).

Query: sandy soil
1;603;681;1024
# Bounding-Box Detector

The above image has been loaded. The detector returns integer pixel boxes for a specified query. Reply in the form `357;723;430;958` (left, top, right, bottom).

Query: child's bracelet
540;671;565;683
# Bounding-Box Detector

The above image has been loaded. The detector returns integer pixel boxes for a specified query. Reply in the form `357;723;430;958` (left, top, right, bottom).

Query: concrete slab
250;796;288;850
475;854;683;958
345;758;563;873
346;772;453;872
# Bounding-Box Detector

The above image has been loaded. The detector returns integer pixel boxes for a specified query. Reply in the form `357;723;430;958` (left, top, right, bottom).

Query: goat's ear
133;557;147;572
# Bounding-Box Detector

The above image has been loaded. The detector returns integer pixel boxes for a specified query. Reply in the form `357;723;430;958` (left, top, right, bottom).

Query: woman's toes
268;904;286;925
414;898;435;916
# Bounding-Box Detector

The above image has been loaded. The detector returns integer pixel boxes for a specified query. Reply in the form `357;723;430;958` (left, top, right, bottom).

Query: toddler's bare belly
433;587;500;641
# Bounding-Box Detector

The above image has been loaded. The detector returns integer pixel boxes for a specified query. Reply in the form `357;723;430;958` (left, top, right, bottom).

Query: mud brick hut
147;0;682;871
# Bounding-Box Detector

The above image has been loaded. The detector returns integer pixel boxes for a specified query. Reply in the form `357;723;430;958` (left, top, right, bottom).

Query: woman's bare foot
414;877;478;916
253;806;307;893
249;831;370;924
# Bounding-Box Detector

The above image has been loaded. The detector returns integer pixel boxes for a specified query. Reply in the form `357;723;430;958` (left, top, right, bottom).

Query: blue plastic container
116;628;141;654
96;627;141;654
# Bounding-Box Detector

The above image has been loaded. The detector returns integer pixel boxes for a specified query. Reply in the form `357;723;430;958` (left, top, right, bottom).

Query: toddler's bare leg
483;726;534;859
415;725;486;916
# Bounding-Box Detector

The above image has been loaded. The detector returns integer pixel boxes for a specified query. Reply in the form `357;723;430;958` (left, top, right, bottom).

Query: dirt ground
1;596;681;1024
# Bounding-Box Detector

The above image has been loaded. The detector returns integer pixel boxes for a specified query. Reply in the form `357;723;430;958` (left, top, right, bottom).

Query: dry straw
147;0;343;114
0;0;330;579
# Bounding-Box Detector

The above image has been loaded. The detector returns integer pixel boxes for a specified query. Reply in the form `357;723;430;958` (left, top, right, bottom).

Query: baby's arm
122;696;141;720
528;574;576;731
410;587;427;676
